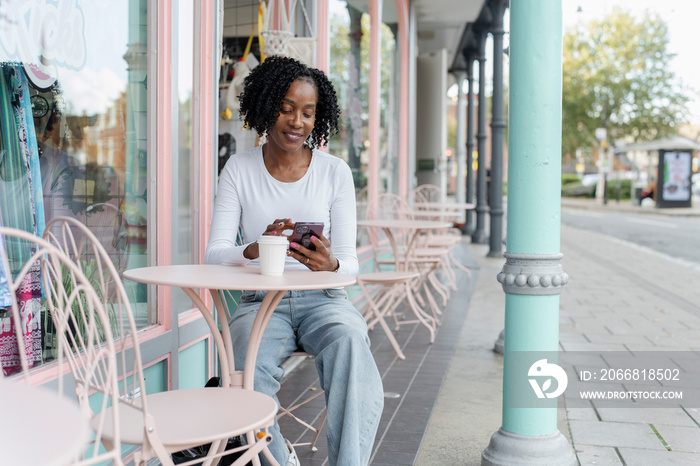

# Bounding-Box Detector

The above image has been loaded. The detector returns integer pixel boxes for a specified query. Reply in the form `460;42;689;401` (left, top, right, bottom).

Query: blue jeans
229;289;384;466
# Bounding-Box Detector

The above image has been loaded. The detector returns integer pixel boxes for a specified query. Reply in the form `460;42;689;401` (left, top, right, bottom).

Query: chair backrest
412;184;444;206
42;215;150;397
365;192;412;222
0;224;128;464
363;193;414;260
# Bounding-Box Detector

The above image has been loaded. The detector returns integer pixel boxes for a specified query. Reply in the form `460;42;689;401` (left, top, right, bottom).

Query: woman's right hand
243;218;293;259
263;218;293;237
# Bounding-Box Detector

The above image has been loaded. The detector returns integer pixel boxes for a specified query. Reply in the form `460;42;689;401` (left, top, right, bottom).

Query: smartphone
291;222;324;251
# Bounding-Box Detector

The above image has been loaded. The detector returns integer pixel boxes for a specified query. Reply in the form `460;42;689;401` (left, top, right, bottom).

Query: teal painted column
482;1;576;464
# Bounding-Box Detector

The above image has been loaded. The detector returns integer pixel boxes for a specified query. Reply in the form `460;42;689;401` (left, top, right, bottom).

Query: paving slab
568;419;667;450
574;445;623;465
651;424;700;453
617;447;700;466
596;407;698;427
566;407;599;421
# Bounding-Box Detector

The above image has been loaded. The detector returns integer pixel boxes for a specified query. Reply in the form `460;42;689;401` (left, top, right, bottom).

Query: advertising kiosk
656;150;693;208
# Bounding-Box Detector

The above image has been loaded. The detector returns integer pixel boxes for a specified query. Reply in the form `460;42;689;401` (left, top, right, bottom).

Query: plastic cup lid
257;235;288;245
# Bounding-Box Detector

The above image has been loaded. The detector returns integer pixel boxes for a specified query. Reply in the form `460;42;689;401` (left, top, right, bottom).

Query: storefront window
328;0;398;194
0;0;150;373
173;0;194;314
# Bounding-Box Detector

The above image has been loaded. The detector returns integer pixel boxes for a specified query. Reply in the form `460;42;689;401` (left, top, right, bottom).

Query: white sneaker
285;439;301;466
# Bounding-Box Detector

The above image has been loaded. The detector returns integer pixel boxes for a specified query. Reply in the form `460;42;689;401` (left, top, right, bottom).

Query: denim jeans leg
295;290;384;466
229;293;298;466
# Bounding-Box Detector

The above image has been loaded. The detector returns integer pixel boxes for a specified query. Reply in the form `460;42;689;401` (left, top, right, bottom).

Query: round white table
409;209;462;221
413;201;476;211
0;380;90;465
123;265;355;390
357;219;451;270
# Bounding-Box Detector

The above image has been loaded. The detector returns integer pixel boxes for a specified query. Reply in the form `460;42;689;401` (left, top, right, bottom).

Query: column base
462;225;476;236
487;249;504;258
472;230;489;244
482;428;577;466
493;328;505;354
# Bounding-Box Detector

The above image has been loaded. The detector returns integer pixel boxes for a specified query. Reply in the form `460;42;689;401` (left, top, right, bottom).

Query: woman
205;56;384;466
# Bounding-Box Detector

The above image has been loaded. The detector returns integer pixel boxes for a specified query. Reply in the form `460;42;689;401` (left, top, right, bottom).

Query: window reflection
0;0;150;372
328;0;397;194
173;0;194;314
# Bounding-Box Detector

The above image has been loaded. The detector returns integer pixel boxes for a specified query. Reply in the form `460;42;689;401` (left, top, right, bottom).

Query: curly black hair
238;55;340;149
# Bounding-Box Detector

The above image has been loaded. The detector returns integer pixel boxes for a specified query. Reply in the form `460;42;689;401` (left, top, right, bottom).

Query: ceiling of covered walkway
345;0;485;66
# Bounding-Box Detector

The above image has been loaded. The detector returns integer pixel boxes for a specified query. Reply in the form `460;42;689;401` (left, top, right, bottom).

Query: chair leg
358;280;407;360
404;282;435;343
440;255;458;291
309;409;327;452
236;433;275;466
428;270;449;307
421;280;442;324
448;249;472;277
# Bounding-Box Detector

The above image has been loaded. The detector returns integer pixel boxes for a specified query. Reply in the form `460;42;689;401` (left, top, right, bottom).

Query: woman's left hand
289;233;338;272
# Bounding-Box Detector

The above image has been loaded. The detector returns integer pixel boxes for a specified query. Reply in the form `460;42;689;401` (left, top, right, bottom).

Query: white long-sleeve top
204;145;359;277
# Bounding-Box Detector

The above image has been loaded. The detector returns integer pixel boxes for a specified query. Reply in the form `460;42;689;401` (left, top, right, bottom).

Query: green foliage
607;179;632;200
561;174;581;185
561;181;595;198
560;178;633;200
562;8;691;160
43;257;121;361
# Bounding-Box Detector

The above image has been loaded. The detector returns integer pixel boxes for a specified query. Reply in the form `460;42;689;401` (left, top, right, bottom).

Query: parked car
580;174;600;186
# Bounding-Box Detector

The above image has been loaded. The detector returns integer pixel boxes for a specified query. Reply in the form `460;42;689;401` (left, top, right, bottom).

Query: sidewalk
417;213;700;464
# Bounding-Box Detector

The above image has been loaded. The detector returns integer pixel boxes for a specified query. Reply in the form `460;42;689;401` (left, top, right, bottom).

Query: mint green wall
86;359;167;463
179;339;208;389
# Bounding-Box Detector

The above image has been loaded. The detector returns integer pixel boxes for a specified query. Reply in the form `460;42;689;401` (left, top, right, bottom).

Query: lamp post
595;127;608;204
482;1;576;464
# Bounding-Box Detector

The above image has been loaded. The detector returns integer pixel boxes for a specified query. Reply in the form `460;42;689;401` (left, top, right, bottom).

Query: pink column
395;0;409;198
368;0;382;209
315;0;329;73
194;0;215;266
157;0;173;329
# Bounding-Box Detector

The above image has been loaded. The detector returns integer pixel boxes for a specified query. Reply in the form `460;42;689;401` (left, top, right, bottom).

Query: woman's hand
243;218;293;260
264;218;293;237
289;232;339;272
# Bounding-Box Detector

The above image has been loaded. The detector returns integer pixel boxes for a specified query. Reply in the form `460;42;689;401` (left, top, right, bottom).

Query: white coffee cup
258;235;288;276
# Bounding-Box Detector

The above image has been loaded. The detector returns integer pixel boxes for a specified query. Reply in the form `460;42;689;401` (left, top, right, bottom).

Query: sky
445;1;700;127
562;0;700;124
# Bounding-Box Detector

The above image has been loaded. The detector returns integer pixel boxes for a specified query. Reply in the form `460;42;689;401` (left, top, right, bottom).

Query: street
562;207;700;268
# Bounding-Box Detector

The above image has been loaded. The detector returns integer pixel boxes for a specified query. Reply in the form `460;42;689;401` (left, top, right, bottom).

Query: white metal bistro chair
0;218;280;466
411;183;444;206
411;184;473;289
356;194;455;356
0;226;125;465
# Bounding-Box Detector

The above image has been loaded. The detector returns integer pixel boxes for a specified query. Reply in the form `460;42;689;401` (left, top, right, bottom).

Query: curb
560;198;700;217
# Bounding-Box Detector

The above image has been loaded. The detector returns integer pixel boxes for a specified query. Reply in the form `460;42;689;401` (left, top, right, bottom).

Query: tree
562;8;691;160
